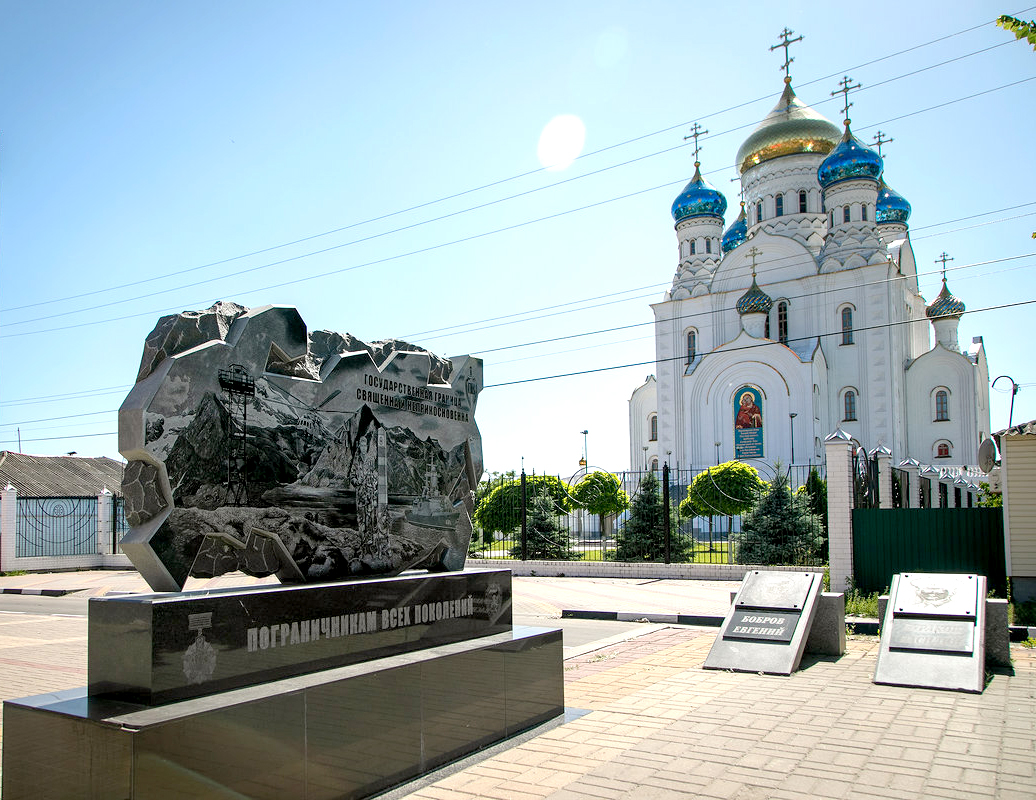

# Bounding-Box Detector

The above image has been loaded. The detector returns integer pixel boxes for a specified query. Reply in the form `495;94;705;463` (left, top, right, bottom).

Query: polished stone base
2;626;562;800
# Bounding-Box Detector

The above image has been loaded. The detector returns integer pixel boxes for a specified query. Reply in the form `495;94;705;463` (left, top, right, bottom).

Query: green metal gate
852;508;1006;596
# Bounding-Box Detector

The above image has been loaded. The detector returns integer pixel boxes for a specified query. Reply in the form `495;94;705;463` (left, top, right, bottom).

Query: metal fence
469;463;827;567
112;496;130;553
15;496;99;558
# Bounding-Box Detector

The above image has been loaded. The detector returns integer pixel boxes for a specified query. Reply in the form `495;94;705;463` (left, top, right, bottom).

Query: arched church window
829;211;834;227
756;201;763;224
799;190;808;213
777;301;788;345
649;414;657;441
935;390;949;421
936;441;951;459
686;330;697;364
843;390;857;421
775;194;784;217
862;205;868;221
764;314;771;339
843;206;851;223
690;240;696;255
841;306;854;345
705;238;712;254
651;458;659;472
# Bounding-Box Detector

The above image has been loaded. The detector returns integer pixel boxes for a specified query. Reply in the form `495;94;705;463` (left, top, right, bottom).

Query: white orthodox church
630;53;989;474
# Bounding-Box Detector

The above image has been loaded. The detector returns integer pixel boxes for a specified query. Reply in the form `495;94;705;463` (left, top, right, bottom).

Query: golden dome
736;81;841;175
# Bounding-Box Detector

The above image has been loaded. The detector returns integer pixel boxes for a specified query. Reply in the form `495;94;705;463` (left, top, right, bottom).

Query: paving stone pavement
2;579;1035;798
399;629;1036;800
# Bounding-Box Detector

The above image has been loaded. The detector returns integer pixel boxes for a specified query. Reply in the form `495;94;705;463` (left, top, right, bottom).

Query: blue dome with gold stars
672;163;727;223
876;180;911;225
736;276;773;315
818;125;883;188
926;278;965;319
722;203;748;253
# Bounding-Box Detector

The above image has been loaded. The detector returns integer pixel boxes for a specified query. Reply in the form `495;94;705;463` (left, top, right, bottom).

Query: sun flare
537;114;586;171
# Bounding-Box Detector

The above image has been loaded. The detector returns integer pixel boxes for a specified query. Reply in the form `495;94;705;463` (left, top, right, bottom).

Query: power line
2;28;1025;322
483;297;1036;389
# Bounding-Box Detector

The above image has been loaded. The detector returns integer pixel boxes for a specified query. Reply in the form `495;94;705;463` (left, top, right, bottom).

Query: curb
561;610;1034;641
0;588;73;597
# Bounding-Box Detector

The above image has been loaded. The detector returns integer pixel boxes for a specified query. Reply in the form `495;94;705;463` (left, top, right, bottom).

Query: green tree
570;470;630;539
795;467;829;558
509;487;576;560
997;15;1036;50
474;475;569;536
736;469;824;566
680;461;764;517
977;489;1003;508
615;472;687;562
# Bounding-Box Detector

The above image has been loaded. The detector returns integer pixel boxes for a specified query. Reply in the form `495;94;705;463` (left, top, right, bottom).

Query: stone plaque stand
704;570;823;675
2;569;564;799
874;572;986;693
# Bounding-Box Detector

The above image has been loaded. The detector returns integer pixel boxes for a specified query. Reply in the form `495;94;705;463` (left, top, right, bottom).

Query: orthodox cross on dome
770;27;803;82
871;130;894;157
935;251;954;282
684;122;708;164
730;175;746;204
747;246;762;280
831;75;862;126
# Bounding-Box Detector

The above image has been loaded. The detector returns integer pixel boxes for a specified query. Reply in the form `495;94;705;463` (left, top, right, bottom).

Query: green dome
736;81;841;174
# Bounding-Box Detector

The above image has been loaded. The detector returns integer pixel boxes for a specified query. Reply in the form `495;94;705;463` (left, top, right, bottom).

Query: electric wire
2;22;1027;320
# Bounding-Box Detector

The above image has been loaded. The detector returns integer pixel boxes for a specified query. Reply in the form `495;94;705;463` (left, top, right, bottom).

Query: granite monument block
89;568;512;705
705;570;823;674
118;302;484;592
874;572;986;693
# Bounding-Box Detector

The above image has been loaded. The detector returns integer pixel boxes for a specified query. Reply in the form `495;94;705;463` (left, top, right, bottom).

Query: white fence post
873;446;893;509
825;430;854;593
898;459;919;508
1;484;17;572
97;488;112;556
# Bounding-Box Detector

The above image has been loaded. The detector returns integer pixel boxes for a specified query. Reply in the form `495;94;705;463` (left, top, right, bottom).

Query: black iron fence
470;463;827;567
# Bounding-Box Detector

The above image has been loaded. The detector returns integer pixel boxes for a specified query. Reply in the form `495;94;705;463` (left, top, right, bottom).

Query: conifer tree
509;487;576;560
736;468;824;566
615;472;687;562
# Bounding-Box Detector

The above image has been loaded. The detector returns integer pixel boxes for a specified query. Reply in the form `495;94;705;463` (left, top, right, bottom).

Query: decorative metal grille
16;497;98;558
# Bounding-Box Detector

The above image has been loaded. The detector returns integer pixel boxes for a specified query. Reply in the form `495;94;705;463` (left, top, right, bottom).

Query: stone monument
1;304;564;800
118;301;484;592
705;570;824;675
874;572;986;693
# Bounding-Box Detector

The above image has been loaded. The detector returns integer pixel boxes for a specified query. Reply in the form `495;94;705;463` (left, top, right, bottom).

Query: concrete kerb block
879;594;1011;667
806;592;846;656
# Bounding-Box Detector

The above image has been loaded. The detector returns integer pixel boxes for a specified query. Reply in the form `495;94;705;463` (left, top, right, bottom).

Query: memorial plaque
893;573;978;618
723;609;800;642
887;618;974;653
704;571;823;675
874;572;986;693
736;570;813;611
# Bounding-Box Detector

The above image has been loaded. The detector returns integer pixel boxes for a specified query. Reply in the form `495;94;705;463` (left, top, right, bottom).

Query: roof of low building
993;420;1036;446
0;451;124;497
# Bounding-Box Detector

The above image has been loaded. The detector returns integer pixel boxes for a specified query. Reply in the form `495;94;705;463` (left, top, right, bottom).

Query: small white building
631;71;989;473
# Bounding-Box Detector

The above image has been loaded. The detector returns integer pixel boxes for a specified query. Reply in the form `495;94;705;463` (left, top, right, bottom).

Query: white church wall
906;346;981;465
628;376;658;471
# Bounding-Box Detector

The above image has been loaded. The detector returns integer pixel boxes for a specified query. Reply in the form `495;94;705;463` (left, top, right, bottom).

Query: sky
1;1;1034;479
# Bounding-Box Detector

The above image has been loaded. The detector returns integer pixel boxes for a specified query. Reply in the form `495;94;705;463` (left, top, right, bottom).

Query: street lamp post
642;445;649;470
714;441;721;465
992;375;1020;429
789;412;797;466
580;430;589;470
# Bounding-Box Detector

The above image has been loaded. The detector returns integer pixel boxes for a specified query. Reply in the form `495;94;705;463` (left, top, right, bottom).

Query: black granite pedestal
2;570;564;800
